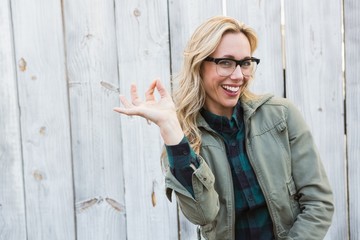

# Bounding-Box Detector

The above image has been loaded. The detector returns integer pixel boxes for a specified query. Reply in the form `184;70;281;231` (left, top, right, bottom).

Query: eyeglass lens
216;59;257;77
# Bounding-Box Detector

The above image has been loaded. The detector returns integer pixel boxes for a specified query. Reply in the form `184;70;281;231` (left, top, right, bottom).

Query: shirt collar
200;101;243;133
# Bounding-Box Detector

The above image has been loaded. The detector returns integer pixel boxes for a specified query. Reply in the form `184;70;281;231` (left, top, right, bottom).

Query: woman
114;16;334;240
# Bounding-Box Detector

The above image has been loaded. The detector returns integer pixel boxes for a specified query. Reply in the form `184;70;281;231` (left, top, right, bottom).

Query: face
201;32;252;118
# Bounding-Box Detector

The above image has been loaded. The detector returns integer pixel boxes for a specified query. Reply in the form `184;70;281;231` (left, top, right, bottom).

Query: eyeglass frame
204;56;260;77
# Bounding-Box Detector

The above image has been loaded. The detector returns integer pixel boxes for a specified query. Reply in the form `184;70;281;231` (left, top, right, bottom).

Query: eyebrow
218;55;252;60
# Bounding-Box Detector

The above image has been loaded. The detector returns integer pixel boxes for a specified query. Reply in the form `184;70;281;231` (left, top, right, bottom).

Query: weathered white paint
62;0;127;239
344;0;360;239
10;0;75;239
114;0;178;239
284;0;347;239
0;1;27;239
227;0;284;96
168;1;223;238
0;0;356;239
168;0;224;76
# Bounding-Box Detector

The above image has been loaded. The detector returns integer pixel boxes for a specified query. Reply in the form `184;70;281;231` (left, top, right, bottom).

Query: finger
113;107;126;114
113;95;138;116
113;107;138;116
113;95;132;115
119;95;132;108
155;80;171;99
130;84;141;105
145;80;157;101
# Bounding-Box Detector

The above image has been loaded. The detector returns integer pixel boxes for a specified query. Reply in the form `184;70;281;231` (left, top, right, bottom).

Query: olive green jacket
165;94;334;240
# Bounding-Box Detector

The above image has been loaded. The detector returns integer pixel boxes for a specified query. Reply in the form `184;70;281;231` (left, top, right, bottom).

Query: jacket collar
240;93;274;122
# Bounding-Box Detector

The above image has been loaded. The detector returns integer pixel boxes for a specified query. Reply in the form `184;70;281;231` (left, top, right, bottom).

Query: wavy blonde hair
173;16;258;154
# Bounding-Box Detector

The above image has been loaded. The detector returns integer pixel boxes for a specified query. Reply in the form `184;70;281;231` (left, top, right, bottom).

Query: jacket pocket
269;120;290;155
270;178;298;228
198;221;217;240
275;120;287;133
286;177;301;219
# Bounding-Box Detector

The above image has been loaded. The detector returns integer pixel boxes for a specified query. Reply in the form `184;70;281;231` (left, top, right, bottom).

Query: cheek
201;62;217;78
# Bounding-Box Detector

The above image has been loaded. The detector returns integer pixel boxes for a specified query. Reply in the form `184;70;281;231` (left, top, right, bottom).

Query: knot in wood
18;58;27;72
39;126;46;135
33;170;44;181
133;8;141;17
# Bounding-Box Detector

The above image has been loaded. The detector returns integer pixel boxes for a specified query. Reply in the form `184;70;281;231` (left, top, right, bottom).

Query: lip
221;84;240;96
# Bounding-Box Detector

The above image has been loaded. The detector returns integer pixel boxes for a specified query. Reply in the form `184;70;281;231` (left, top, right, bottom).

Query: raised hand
113;79;184;145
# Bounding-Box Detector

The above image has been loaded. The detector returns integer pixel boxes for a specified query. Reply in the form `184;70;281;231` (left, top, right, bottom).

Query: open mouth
221;85;240;93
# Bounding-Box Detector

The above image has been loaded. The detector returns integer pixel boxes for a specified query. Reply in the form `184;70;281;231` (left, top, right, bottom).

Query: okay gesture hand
113;79;183;145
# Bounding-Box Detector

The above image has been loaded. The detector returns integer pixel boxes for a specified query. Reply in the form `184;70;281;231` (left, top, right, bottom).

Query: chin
223;100;238;109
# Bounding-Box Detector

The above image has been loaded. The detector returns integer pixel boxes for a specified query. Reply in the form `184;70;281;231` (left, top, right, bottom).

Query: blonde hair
174;16;258;154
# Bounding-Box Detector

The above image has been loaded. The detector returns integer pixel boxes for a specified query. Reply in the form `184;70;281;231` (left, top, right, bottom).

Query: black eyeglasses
204;57;260;77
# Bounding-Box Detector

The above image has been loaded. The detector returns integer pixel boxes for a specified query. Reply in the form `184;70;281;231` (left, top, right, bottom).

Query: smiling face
201;31;252;118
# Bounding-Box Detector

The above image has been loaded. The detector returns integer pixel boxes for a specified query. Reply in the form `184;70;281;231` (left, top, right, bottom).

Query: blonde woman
114;16;334;240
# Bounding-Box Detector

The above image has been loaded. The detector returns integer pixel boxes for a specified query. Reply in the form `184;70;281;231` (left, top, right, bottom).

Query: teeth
222;85;239;92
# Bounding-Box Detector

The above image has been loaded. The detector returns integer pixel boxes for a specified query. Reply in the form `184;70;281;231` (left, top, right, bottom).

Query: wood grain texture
114;0;178;239
284;0;347;239
0;0;27;239
168;0;224;75
10;0;75;239
62;0;127;239
167;1;223;238
227;0;284;96
344;0;360;239
0;1;357;239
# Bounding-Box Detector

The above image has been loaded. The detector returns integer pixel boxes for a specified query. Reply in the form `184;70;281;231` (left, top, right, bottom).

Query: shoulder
241;93;294;110
260;95;300;115
244;94;303;124
261;96;310;133
263;96;293;108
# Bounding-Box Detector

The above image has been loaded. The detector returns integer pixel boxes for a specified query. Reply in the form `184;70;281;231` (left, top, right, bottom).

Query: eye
241;60;252;68
218;59;235;68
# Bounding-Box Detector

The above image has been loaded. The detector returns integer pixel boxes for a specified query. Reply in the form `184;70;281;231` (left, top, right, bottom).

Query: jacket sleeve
165;155;220;225
165;136;200;197
285;101;334;239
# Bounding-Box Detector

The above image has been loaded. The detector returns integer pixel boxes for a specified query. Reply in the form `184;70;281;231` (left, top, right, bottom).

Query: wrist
159;117;184;145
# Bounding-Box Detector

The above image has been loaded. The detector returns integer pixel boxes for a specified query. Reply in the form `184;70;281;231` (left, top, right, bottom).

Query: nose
230;65;244;80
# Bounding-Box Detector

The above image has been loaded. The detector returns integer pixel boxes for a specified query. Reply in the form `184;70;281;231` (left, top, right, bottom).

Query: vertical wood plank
168;0;224;75
0;0;27;239
114;0;178;239
62;0;127;239
227;0;284;96
284;0;347;239
167;1;223;238
344;0;360;239
10;0;76;239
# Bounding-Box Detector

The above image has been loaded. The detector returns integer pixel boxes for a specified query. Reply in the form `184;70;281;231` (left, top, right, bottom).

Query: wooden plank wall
0;0;358;239
62;0;127;239
0;0;27;239
10;0;76;239
344;0;360;240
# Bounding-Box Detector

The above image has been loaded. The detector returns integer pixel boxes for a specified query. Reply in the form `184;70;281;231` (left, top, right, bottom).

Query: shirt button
247;196;254;202
230;141;236;147
235;167;242;174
